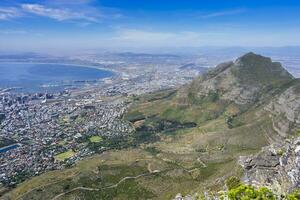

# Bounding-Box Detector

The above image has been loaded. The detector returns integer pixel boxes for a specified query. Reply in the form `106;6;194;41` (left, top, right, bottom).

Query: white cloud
0;2;122;23
201;9;245;19
114;29;176;41
21;4;99;22
0;7;22;20
111;29;206;47
45;0;94;5
108;28;261;47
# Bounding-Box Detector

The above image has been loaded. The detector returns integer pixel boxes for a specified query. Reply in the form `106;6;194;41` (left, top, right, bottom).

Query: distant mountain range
1;48;300;77
179;63;208;73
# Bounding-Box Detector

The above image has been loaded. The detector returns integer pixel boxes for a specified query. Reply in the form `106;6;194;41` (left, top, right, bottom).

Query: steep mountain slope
124;52;300;194
265;80;300;137
237;81;300;194
2;53;299;200
186;52;293;105
128;53;295;130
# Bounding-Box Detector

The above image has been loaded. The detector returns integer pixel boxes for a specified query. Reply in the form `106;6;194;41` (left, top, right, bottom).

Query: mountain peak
240;51;265;59
232;52;293;85
188;52;294;105
236;52;271;65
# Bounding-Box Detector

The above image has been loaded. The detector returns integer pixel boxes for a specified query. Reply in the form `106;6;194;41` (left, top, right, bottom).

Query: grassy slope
2;88;280;200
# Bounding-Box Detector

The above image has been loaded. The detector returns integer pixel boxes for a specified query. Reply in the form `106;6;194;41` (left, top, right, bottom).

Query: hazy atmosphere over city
0;1;300;200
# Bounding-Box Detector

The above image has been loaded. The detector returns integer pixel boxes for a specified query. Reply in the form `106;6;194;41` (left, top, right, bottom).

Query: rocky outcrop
265;81;300;137
172;193;197;200
239;137;300;193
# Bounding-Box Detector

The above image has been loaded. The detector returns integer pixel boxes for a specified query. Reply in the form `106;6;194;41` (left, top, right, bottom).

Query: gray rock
265;82;300;137
0;113;5;122
240;138;300;192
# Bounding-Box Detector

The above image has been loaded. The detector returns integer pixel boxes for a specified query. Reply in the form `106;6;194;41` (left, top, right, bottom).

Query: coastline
0;62;120;93
0;62;120;76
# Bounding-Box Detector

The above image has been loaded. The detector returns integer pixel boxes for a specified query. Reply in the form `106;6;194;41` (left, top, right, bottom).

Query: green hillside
2;53;299;200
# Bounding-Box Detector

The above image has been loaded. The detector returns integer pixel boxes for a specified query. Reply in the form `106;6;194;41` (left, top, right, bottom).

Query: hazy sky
1;0;300;53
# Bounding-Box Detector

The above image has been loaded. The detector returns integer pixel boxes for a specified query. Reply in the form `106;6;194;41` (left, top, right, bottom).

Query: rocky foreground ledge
239;137;300;193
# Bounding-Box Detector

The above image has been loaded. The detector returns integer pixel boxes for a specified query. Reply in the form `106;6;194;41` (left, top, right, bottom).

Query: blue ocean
0;63;113;92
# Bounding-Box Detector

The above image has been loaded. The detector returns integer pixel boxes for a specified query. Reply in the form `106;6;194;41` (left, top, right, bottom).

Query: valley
2;52;299;199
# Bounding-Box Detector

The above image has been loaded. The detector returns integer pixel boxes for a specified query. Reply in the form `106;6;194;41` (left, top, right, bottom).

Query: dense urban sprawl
0;53;205;186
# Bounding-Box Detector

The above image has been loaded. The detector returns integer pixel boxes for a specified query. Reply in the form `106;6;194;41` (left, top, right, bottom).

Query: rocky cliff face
187;52;293;105
239;137;300;193
265;80;300;137
233;80;300;195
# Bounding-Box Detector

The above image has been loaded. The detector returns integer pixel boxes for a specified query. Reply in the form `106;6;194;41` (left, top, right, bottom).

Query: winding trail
51;171;159;200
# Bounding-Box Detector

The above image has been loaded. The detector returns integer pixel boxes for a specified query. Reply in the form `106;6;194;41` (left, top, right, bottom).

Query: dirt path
52;186;100;200
51;171;159;200
103;173;150;189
